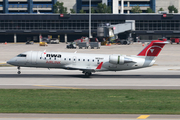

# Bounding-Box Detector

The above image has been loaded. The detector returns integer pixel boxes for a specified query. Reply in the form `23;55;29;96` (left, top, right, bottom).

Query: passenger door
31;51;37;64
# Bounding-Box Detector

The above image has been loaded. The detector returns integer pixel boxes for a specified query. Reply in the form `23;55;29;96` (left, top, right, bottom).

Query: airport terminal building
0;0;180;42
0;13;180;42
0;0;56;14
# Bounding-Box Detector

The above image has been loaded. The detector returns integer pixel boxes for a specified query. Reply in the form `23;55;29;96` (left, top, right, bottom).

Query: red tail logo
138;40;168;57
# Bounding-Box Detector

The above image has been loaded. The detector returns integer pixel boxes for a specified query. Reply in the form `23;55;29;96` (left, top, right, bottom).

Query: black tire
17;71;21;74
85;72;91;77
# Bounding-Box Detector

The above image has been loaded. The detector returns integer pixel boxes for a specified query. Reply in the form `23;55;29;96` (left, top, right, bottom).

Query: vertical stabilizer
137;40;168;57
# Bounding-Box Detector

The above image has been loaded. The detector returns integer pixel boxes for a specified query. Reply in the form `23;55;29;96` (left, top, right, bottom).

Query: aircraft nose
7;58;16;65
7;60;12;64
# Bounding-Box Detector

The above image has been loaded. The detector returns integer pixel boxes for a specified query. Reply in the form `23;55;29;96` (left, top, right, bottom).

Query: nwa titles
45;53;61;64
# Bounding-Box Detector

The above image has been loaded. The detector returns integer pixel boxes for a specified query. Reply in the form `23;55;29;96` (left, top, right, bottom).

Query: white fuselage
8;51;155;72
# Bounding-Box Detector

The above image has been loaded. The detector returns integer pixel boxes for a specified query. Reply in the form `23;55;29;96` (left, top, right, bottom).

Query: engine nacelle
109;55;124;64
109;55;133;65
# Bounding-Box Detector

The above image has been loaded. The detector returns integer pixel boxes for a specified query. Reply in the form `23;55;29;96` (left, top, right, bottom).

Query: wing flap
64;62;104;72
64;65;96;72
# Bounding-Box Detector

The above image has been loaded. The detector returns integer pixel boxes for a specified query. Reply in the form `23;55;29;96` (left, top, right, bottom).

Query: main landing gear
17;66;21;74
83;71;92;77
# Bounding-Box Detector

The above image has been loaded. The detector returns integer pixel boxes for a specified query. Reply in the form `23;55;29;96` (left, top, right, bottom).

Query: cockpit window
17;54;26;57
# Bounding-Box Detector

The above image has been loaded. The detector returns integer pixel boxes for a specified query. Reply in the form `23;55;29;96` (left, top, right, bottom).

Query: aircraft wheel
85;72;91;77
17;66;21;74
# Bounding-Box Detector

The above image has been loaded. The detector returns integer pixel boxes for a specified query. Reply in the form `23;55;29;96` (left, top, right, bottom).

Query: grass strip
0;89;180;114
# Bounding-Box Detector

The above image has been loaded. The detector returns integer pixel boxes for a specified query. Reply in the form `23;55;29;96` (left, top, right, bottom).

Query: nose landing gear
17;66;21;74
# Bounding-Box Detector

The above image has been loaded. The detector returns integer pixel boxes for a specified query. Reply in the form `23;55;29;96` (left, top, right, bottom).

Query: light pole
121;0;124;14
89;0;91;38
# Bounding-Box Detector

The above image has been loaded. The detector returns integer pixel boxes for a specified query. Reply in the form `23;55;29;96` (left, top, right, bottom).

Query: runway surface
0;66;180;89
1;67;180;120
1;114;180;120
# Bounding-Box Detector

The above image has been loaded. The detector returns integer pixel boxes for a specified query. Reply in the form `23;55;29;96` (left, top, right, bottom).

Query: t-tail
137;40;168;57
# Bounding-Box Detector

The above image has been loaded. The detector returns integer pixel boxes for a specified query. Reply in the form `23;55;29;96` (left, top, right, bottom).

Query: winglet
96;62;103;69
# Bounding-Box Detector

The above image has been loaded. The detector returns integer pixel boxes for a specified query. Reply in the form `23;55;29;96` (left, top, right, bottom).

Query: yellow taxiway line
168;69;180;71
137;115;150;119
0;62;6;65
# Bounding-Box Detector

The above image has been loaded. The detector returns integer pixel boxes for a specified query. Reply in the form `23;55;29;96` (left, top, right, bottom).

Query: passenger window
54;58;56;60
88;59;89;62
64;58;66;60
69;58;71;61
83;59;85;61
78;59;80;61
92;59;94;62
40;57;42;59
49;58;51;60
44;57;46;60
74;59;75;61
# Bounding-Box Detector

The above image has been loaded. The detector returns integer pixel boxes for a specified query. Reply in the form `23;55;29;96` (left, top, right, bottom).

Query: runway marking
137;115;150;119
34;85;84;89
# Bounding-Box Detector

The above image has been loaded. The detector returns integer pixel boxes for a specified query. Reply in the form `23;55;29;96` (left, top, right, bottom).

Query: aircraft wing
63;62;104;72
